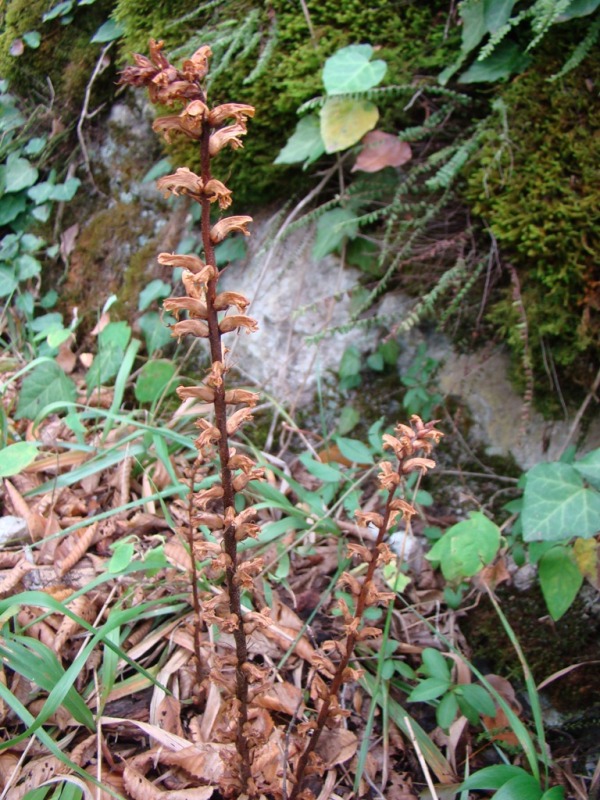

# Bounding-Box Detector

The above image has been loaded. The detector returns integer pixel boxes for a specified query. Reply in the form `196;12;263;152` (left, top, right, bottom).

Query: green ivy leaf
573;448;600;490
16;361;77;420
48;178;80;202
522;462;600;542
0;267;18;297
337;405;360;435
0;192;27;225
299;452;343;483
134;359;177;403
0;442;39;478
426;512;501;581
274;115;325;168
138;312;174;355
459;41;531;83
4;153;38;193
23;31;41;49
539;545;583;620
322;44;387;94
320;97;379;154
91;18;124;43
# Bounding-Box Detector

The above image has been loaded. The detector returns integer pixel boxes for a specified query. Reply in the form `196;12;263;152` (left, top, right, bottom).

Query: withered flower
210;216;253;243
157;167;204;198
158;252;207;274
171;319;210;339
224;389;260;406
153;100;209;141
377;461;401;491
182;45;212;82
177;385;215;403
209;103;255;127
402;457;436;475
209;124;249;156
219;315;258;335
226;408;254;436
214;291;250;312
163;296;208;319
203;179;233;209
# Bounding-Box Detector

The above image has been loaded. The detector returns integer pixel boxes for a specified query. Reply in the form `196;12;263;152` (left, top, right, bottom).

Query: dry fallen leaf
352;130;412;173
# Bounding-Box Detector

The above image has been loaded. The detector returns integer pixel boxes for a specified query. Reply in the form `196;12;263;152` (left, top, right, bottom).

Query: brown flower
176;385;215;403
203;179;233;209
157;167;204;198
171;319;209;339
219;315;258;335
226;408;254;435
210;216;253;244
158;252;206;273
224;389;260;406
209;124;248;156
402;457;436;475
214;291;250;312
153;100;209;141
208;103;255;126
182;45;212;82
163;296;208;319
378;461;401;491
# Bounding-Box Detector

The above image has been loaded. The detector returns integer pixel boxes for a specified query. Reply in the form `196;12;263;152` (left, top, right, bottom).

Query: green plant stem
290;472;400;799
199;110;250;786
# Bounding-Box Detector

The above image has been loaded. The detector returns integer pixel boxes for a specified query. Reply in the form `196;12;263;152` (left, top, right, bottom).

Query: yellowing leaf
573;537;599;588
320;97;379;154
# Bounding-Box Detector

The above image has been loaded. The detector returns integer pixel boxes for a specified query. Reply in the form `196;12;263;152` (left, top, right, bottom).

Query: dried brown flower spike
121;40;261;792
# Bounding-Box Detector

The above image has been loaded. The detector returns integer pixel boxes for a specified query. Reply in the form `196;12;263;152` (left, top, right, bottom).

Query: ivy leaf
139;311;174;355
426;512;501;581
0;267;18;297
0;193;27;225
4;154;38;193
274;115;325;169
573;448;600;490
459;41;531;83
49;178;80;202
16;361;77;420
522;462;600;542
539;545;583;620
322;44;387;94
320;97;379;153
23;31;41;49
91;18;124;43
352;130;412;173
312;207;358;260
334;437;374;465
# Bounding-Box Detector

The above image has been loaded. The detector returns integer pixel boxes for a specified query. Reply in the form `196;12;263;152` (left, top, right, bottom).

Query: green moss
116;0;459;208
0;0;114;110
466;41;600;402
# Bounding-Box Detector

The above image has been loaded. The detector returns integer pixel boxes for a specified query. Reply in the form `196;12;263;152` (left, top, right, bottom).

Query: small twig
557;364;600;459
403;715;440;800
77;42;114;194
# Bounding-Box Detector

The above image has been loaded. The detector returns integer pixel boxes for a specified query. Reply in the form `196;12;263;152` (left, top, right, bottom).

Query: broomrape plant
120;40;443;798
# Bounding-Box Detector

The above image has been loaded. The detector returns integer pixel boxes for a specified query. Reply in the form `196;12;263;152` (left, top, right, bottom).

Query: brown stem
290;477;400;798
198;117;251;787
187;463;204;687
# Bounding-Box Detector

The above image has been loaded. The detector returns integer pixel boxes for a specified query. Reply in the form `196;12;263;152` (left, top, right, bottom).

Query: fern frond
528;0;574;49
550;12;600;80
244;15;278;84
477;9;531;61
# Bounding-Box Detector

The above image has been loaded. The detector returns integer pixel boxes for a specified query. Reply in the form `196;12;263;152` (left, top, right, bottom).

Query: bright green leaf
0;442;39;477
98;320;131;350
274;115;325;168
458;683;496;716
484;0;516;32
407;676;451;702
436;691;459;730
43;0;74;21
382;561;411;593
4;153;38;193
108;540;135;573
320;97;379;154
86;344;124;389
421;648;450;680
22;31;41;49
460;0;487;52
23;137;46;156
338;345;362;380
334;436;374;465
299;452;343;483
15;253;41;280
492;773;543;800
16;361;77;420
539;545;583;620
322;44;387;94
540;786;565;800
426;512;501;581
91;18;124;43
337;405;360;435
49;178;80;202
522;462;600;542
461;765;533;791
0;266;18;297
134;359;177;403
